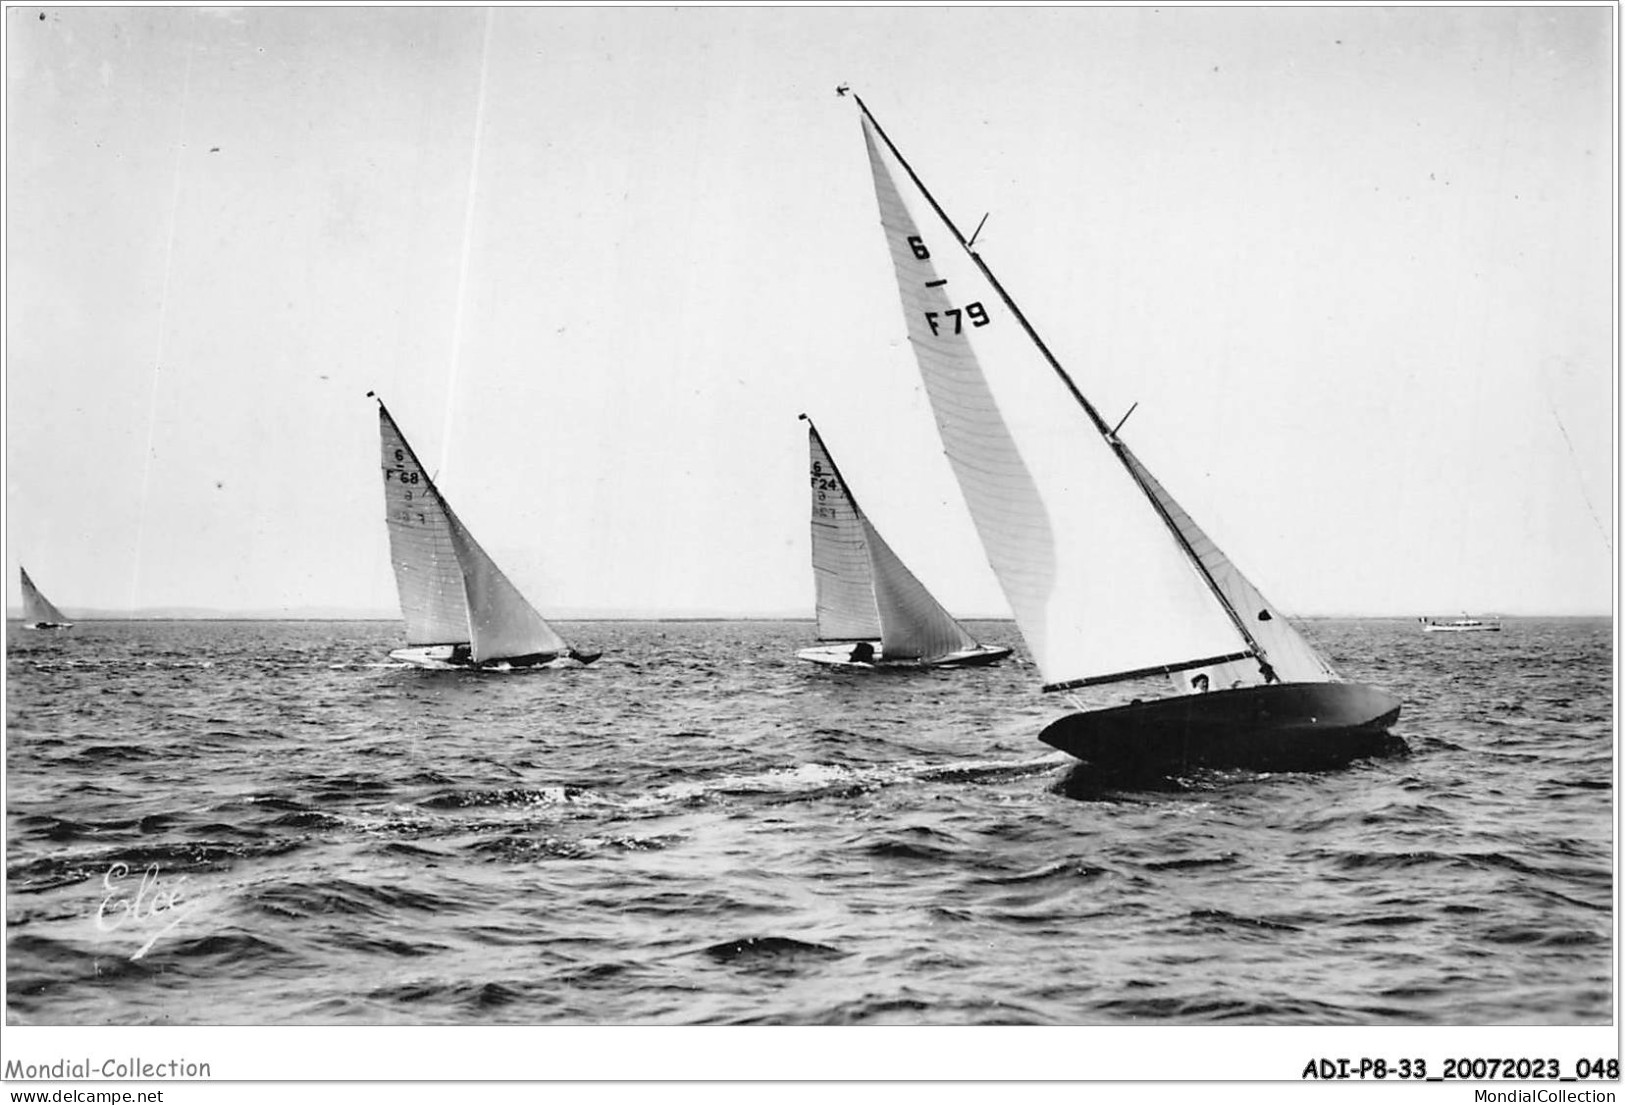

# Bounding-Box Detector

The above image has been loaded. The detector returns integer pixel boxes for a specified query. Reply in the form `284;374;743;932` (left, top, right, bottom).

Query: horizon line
5;608;1614;623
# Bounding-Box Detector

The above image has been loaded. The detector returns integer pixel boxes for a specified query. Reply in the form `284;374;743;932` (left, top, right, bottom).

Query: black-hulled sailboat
19;567;72;630
851;96;1401;774
372;393;599;671
798;414;1009;669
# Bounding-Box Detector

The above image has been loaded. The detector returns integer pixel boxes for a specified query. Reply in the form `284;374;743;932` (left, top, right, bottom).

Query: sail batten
804;419;979;662
376;400;571;664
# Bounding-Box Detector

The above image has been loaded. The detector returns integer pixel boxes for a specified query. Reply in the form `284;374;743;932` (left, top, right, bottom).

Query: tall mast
852;95;1276;681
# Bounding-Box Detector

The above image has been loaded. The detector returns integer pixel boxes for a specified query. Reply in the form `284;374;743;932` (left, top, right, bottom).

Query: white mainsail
807;424;882;641
19;567;68;625
859;111;1253;691
378;404;568;663
805;420;979;661
379;409;469;646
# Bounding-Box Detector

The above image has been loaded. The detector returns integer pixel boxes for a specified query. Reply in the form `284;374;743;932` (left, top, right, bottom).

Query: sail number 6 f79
924;303;990;335
907;236;991;335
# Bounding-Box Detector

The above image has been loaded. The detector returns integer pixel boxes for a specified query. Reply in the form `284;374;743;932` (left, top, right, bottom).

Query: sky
4;5;1616;620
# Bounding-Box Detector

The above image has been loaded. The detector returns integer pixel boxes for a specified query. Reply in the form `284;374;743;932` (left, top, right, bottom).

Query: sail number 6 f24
810;460;839;521
908;236;991;336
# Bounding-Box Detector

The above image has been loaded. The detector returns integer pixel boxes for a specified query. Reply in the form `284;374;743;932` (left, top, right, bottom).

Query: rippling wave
5;617;1612;1024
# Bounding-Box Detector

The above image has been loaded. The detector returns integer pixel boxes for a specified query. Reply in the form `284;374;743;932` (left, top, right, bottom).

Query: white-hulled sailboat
798;414;1010;669
371;393;599;671
1420;615;1501;633
850;96;1401;774
19;567;72;630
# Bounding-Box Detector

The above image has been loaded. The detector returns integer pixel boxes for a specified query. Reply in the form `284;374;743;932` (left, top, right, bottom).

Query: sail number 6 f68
907;236;991;335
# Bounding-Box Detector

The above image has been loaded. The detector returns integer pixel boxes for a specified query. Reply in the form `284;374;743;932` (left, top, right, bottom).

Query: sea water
4;617;1612;1025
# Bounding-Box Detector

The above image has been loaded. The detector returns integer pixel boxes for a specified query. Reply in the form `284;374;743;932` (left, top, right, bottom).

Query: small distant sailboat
371;393;599;671
796;415;1010;669
19;566;72;630
1420;615;1501;633
851;95;1401;774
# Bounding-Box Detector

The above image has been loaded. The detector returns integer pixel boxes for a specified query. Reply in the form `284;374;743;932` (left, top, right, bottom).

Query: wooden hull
797;642;1011;669
390;645;601;671
1422;624;1500;633
1039;682;1403;776
25;622;73;630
